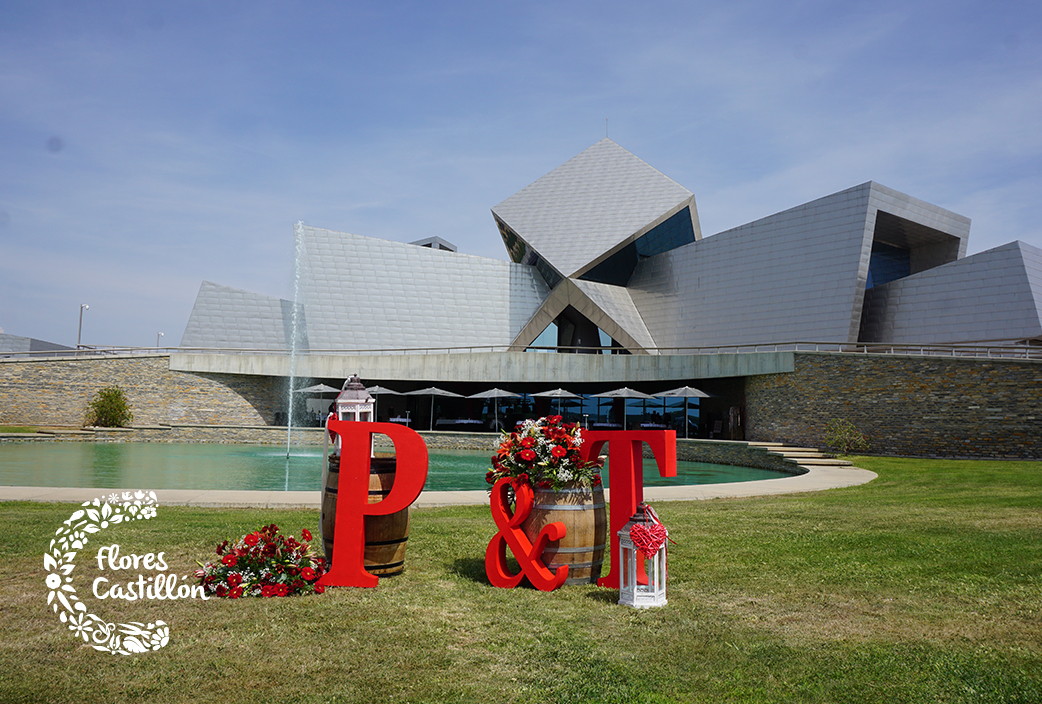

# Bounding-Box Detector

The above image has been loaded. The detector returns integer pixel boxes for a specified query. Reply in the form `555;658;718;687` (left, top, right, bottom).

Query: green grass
0;426;38;433
2;456;1040;703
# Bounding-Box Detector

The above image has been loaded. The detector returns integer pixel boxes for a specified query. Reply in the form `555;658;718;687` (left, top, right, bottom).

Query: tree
85;386;134;427
824;418;869;455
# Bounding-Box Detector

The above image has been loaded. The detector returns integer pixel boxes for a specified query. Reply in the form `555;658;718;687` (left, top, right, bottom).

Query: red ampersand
484;477;568;591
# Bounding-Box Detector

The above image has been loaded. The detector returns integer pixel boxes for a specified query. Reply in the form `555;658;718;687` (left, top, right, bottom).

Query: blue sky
2;1;1040;347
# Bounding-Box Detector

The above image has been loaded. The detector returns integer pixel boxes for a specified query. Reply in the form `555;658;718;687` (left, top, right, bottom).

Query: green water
0;443;788;492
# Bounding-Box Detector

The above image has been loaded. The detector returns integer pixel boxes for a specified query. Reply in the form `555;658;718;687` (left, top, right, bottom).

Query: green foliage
824;417;870;455
84;386;134;427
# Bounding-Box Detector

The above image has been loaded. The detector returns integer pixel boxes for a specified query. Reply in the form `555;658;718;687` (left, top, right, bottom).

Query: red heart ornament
629;523;668;558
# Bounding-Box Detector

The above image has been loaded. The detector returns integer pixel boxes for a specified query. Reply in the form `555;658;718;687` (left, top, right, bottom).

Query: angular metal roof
180;281;301;350
297;226;550;350
491;139;699;279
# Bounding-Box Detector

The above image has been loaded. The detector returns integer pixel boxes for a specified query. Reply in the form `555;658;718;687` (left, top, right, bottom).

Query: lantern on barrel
328;375;375;456
618;503;668;608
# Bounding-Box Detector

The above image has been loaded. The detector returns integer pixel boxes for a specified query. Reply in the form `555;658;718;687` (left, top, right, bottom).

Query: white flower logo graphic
44;491;170;655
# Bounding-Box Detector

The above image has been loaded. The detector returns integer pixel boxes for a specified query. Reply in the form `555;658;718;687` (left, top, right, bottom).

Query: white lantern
330;375;375;456
618;503;668;608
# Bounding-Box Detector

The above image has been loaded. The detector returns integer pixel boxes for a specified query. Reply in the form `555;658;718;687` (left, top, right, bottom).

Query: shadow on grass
582;587;617;604
450;556;491;584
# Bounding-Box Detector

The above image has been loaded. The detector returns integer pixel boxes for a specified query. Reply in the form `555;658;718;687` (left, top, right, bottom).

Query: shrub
85;386;134;427
824;418;870;455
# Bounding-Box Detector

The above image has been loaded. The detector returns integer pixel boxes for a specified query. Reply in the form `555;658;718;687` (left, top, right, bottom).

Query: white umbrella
591;388;656;429
591;387;655;399
366;385;403;396
366;385;403;421
532;387;580;414
655;386;710;438
292;383;340;394
467;388;520;430
404;387;464;430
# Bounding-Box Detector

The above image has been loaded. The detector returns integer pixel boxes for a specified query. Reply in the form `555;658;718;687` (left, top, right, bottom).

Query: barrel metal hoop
532;502;606;511
547;559;603;570
366;536;409;547
542;544;606;554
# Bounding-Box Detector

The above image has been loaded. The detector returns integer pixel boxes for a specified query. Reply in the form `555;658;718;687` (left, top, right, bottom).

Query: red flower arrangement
195;524;326;598
486;415;603;492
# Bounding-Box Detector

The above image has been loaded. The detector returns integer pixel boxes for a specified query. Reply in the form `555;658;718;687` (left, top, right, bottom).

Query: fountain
286;221;309;458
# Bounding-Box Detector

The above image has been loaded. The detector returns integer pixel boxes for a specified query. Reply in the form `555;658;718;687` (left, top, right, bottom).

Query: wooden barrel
521;483;607;585
321;455;410;577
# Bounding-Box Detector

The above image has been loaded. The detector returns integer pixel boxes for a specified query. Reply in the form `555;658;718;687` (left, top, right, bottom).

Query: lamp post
156;332;164;349
77;304;89;349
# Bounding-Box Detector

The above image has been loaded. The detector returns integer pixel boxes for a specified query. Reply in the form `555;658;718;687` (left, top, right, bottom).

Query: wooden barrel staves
321;455;410;577
522;483;607;585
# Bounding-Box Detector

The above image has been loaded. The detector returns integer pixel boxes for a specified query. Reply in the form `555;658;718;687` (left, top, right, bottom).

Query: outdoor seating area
291;382;717;437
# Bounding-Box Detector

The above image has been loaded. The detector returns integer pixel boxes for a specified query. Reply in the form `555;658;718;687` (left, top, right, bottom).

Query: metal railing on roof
4;340;1041;361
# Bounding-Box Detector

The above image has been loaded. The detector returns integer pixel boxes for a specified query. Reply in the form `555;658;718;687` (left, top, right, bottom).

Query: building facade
169;139;1042;454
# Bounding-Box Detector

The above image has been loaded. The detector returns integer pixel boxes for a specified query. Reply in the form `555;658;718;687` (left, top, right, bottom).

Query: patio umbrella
531;388;580;414
467;388;520;430
655;386;711;439
366;385;403;396
292;384;342;426
591;388;656;430
292;383;340;394
366;385;404;422
404;387;464;430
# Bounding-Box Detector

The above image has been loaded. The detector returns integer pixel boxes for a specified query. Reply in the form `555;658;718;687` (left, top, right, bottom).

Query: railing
4;340;1041;361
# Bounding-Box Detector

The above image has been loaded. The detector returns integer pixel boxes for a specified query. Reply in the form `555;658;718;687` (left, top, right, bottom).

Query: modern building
175;139;1042;453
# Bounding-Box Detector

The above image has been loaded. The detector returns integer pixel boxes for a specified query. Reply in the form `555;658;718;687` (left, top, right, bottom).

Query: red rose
244;533;260;547
519;449;536;462
485;470;495;484
301;528;313;542
593;474;602;486
222;554;238;567
518;473;530;484
538;480;551;488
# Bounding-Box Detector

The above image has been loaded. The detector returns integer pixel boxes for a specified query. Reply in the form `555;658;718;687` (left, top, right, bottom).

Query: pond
0;443;789;492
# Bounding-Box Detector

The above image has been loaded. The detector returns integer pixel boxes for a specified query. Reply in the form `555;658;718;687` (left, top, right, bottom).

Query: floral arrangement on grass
195;524;327;598
486;415;603;491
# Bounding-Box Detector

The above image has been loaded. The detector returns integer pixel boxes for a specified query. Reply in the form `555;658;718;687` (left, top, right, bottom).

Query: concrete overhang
169;351;794;382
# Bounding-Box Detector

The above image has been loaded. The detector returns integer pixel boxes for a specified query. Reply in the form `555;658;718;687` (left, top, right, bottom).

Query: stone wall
5;351;1040;459
746;352;1042;459
0;354;283;427
673;439;803;474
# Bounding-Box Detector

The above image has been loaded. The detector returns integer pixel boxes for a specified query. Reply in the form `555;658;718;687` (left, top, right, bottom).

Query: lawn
1;456;1040;703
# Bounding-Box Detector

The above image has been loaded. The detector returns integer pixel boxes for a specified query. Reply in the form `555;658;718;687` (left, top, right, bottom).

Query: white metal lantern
618;503;668;608
329;374;375;456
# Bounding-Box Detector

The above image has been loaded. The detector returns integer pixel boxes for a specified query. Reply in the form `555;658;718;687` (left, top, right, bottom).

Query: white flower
558;469;574;482
67;613;94;642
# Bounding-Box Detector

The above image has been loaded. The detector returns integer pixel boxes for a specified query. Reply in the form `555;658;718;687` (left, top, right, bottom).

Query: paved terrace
0;463;876;508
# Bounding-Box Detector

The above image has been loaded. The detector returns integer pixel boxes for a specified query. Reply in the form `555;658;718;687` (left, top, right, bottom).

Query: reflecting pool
0;443;789;492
